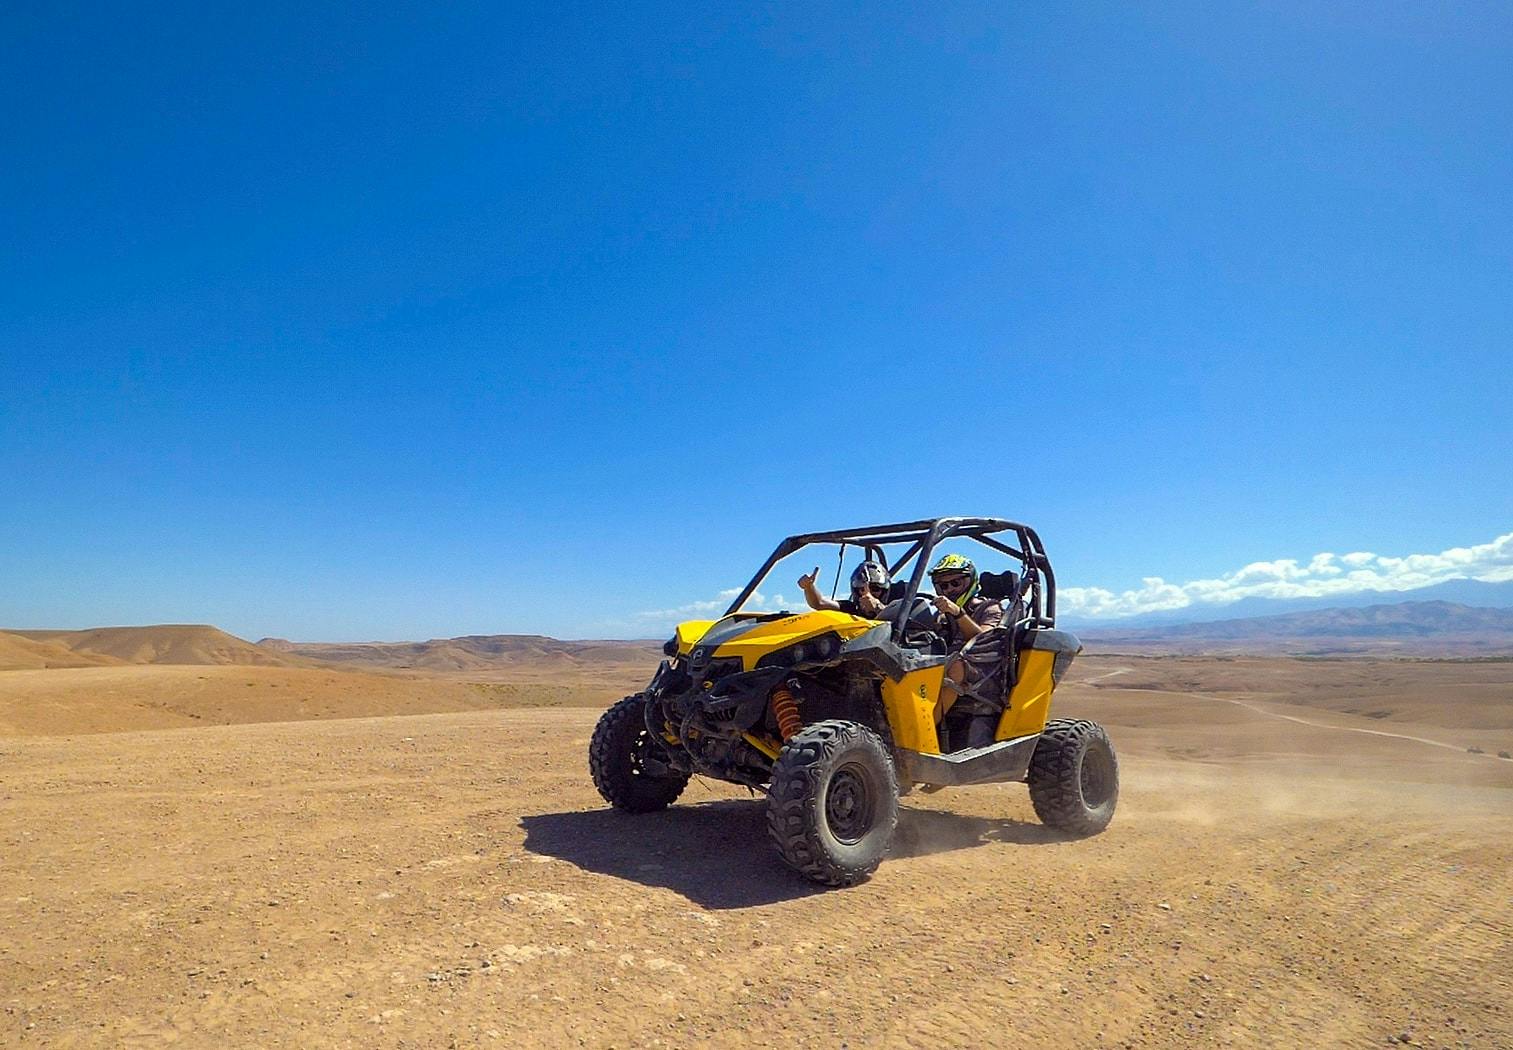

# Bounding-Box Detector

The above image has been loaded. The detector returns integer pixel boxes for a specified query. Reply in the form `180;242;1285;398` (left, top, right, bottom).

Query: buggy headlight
756;632;842;670
662;635;679;657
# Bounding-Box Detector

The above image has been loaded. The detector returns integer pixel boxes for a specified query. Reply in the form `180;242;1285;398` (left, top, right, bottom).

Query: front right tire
589;695;690;813
766;719;899;886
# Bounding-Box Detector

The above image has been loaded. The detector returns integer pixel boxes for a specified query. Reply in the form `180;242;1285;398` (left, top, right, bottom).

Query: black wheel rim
1079;744;1115;808
825;762;877;844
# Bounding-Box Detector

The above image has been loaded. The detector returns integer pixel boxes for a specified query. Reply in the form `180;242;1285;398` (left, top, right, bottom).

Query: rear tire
1027;718;1118;835
589;695;690;813
766;720;898;886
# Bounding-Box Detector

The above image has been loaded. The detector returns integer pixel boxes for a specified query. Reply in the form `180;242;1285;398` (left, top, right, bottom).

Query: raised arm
798;567;842;612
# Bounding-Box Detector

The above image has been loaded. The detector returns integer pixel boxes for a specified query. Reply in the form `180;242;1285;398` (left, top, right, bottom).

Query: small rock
1157;902;1172;911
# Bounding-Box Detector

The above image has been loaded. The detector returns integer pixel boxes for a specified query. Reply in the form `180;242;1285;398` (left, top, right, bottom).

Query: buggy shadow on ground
889;804;1072;855
520;798;1067;908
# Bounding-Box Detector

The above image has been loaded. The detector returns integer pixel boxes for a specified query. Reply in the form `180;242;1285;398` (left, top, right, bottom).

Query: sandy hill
1080;600;1513;656
0;630;123;670
262;633;661;672
6;625;302;668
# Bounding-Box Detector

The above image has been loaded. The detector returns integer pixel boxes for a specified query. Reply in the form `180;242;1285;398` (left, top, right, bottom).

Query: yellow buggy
589;517;1117;886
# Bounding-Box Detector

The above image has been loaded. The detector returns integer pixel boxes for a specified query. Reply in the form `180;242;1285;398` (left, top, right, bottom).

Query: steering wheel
880;595;946;653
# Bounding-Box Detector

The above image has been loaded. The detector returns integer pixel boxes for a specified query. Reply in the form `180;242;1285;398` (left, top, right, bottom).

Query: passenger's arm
798;567;842;612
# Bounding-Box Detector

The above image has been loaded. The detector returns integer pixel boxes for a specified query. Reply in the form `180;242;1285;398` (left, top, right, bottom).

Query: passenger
797;560;890;619
928;554;1007;751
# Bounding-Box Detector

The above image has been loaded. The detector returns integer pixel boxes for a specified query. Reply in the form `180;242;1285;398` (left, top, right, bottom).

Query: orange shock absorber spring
770;684;802;741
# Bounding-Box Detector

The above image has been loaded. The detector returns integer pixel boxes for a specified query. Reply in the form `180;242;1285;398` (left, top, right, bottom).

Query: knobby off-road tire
766;719;899;887
589;695;690;813
1027;718;1119;835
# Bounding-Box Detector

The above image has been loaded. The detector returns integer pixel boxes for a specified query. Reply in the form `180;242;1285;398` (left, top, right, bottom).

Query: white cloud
1307;553;1341;576
636;588;794;624
1061;530;1513;621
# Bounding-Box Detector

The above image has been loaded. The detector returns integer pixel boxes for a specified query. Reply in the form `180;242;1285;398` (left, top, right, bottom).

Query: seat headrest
978;571;1020;601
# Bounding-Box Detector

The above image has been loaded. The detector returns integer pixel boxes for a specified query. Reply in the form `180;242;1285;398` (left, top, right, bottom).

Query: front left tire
765;719;899;886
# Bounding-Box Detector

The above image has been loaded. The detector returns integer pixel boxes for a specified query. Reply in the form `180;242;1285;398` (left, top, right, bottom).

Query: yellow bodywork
879;651;1055;753
997;647;1055;739
879;665;949;753
677;610;877;670
672;619;717;653
673;612;1064;759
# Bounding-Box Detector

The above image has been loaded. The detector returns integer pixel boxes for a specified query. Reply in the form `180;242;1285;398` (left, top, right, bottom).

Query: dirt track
3;669;1511;1048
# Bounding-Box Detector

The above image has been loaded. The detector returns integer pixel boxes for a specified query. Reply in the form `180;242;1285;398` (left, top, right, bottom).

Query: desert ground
2;634;1511;1048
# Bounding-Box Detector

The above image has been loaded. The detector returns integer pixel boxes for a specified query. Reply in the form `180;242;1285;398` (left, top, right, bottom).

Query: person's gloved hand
931;594;963;619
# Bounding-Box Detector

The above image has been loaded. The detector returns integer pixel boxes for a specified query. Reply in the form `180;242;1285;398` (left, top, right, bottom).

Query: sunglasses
856;584;887;598
933;575;971;594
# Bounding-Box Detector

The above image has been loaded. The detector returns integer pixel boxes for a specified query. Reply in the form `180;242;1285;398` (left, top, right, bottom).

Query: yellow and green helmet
928;553;979;604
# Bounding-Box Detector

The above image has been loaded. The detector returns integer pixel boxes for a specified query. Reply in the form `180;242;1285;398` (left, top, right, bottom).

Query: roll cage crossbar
723;517;1058;642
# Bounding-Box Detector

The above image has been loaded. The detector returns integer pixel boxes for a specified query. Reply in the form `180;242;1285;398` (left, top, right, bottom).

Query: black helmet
850;560;891;600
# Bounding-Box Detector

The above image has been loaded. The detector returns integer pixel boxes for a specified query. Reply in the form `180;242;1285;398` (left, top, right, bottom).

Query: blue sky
3;3;1510;640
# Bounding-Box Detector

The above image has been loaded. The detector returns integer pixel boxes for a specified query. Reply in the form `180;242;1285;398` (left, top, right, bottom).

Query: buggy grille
688;652;742;682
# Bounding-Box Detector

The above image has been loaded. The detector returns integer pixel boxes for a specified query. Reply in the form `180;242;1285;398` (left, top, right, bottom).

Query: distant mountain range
7;599;1510;672
256;634;659;672
0;625;302;670
0;625;659;673
1077;600;1513;657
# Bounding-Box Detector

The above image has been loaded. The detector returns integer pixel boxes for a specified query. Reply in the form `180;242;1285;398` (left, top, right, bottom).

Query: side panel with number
879;665;948;754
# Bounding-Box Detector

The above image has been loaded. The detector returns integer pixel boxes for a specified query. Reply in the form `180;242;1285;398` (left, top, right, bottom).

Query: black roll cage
723;517;1058;642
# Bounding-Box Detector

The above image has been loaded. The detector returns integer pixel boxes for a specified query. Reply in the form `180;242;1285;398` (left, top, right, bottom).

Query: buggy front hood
674;609;878;670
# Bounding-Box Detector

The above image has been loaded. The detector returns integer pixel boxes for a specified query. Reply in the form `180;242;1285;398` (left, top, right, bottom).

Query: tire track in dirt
1096;680;1504;761
1186;692;1506;758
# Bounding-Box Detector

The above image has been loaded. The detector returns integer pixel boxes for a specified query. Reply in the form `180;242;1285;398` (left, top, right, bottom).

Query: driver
928;554;1007;750
798;560;891;618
